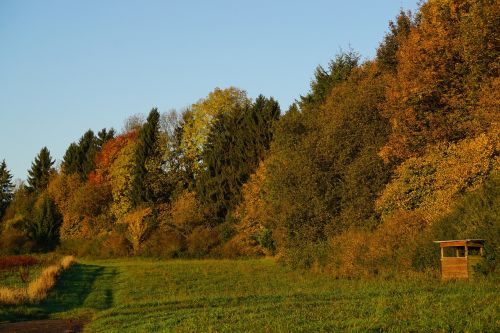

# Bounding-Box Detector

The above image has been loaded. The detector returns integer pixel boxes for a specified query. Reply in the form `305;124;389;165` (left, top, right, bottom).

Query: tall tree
97;128;116;148
63;128;115;180
380;0;500;161
181;87;251;171
300;51;359;111
197;96;280;223
27;193;62;250
0;159;14;220
132;108;163;205
376;10;414;73
27;147;55;192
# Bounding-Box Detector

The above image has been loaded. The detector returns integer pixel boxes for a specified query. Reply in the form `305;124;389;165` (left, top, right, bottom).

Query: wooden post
465;245;468;258
441;247;444;258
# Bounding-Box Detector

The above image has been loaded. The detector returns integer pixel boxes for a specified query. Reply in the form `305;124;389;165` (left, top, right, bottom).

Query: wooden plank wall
467;256;483;281
441;258;468;280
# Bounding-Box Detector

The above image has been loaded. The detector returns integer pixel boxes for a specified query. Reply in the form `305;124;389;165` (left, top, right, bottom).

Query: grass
0;256;75;305
0;266;44;288
1;258;498;332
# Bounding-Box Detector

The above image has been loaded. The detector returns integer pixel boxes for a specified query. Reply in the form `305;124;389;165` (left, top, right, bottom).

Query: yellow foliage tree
377;134;498;224
123;206;153;254
108;136;137;221
181;87;250;170
231;161;272;256
159;190;203;238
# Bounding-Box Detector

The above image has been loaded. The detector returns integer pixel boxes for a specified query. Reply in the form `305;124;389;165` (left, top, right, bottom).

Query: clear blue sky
0;0;419;181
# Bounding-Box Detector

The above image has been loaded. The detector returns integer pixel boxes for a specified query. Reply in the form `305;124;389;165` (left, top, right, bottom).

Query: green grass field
1;258;498;332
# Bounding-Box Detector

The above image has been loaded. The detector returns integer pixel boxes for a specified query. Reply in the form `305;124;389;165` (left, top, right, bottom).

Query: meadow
0;258;498;332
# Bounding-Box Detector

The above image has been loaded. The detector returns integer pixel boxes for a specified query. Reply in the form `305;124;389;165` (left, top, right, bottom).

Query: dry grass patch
0;256;75;305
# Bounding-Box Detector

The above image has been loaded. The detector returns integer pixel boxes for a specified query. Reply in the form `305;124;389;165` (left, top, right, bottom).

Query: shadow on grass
0;263;117;323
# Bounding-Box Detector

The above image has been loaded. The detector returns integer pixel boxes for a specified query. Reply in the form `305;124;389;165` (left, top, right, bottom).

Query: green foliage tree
264;57;392;267
27;147;55;193
300;51;359;110
131;108;164;205
197;96;280;224
97;128;116;148
27;193;62;250
63;128;115;180
0;159;14;220
376;10;414;72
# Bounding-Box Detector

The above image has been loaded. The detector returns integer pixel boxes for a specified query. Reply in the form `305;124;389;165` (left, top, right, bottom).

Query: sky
0;0;419;181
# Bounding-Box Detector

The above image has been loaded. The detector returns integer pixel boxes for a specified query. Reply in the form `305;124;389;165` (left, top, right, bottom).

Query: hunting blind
433;239;485;280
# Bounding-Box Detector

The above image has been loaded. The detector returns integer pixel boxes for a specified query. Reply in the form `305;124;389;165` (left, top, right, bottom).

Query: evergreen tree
27;147;55;192
132;108;162;205
0;159;14;220
97;128;116;148
376;10;413;72
28;193;62;250
62;143;80;175
198;96;280;223
63;128;114;180
300;51;359;110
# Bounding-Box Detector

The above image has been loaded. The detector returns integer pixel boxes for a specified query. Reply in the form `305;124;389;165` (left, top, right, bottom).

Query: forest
0;0;498;278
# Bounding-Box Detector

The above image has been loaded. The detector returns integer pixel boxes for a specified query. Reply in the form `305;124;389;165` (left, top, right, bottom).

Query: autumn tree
27;147;55;193
182;87;251;170
123;206;154;254
98;131;138;221
380;0;499;161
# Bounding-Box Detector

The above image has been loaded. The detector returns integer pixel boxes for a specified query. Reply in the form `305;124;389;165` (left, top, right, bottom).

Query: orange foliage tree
381;0;499;161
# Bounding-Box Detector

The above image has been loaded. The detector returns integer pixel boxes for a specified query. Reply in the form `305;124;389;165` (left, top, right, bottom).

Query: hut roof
433;239;485;247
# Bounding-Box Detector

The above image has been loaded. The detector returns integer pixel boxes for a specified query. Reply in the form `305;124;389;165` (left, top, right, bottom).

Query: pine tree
132;108;162;205
63;128;114;180
197;96;280;223
27;147;55;192
63;130;97;180
28;193;62;250
97;128;116;148
0;159;14;219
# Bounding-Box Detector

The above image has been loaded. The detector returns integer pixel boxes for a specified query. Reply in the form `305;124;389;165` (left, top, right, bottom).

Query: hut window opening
442;246;466;257
468;246;482;256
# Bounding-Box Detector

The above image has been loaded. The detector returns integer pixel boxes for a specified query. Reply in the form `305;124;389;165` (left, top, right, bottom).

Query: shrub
186;227;220;257
100;231;131;257
0;255;39;270
0;229;34;255
58;233;131;258
139;229;183;258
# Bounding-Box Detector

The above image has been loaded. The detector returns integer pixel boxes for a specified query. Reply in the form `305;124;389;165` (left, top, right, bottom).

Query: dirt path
0;319;87;333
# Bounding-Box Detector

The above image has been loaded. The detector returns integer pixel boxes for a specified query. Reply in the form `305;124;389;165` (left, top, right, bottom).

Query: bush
100;232;131;257
139;229;183;258
186;227;220;257
0;229;34;255
0;255;39;270
57;232;131;258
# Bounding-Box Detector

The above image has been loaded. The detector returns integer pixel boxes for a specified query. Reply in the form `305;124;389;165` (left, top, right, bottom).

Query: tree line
1;0;498;276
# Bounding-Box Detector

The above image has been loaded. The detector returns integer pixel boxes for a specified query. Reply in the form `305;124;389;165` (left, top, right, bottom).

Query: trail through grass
1;258;498;332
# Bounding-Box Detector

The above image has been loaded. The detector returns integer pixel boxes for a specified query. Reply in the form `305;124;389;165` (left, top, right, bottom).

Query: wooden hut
433;239;485;280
